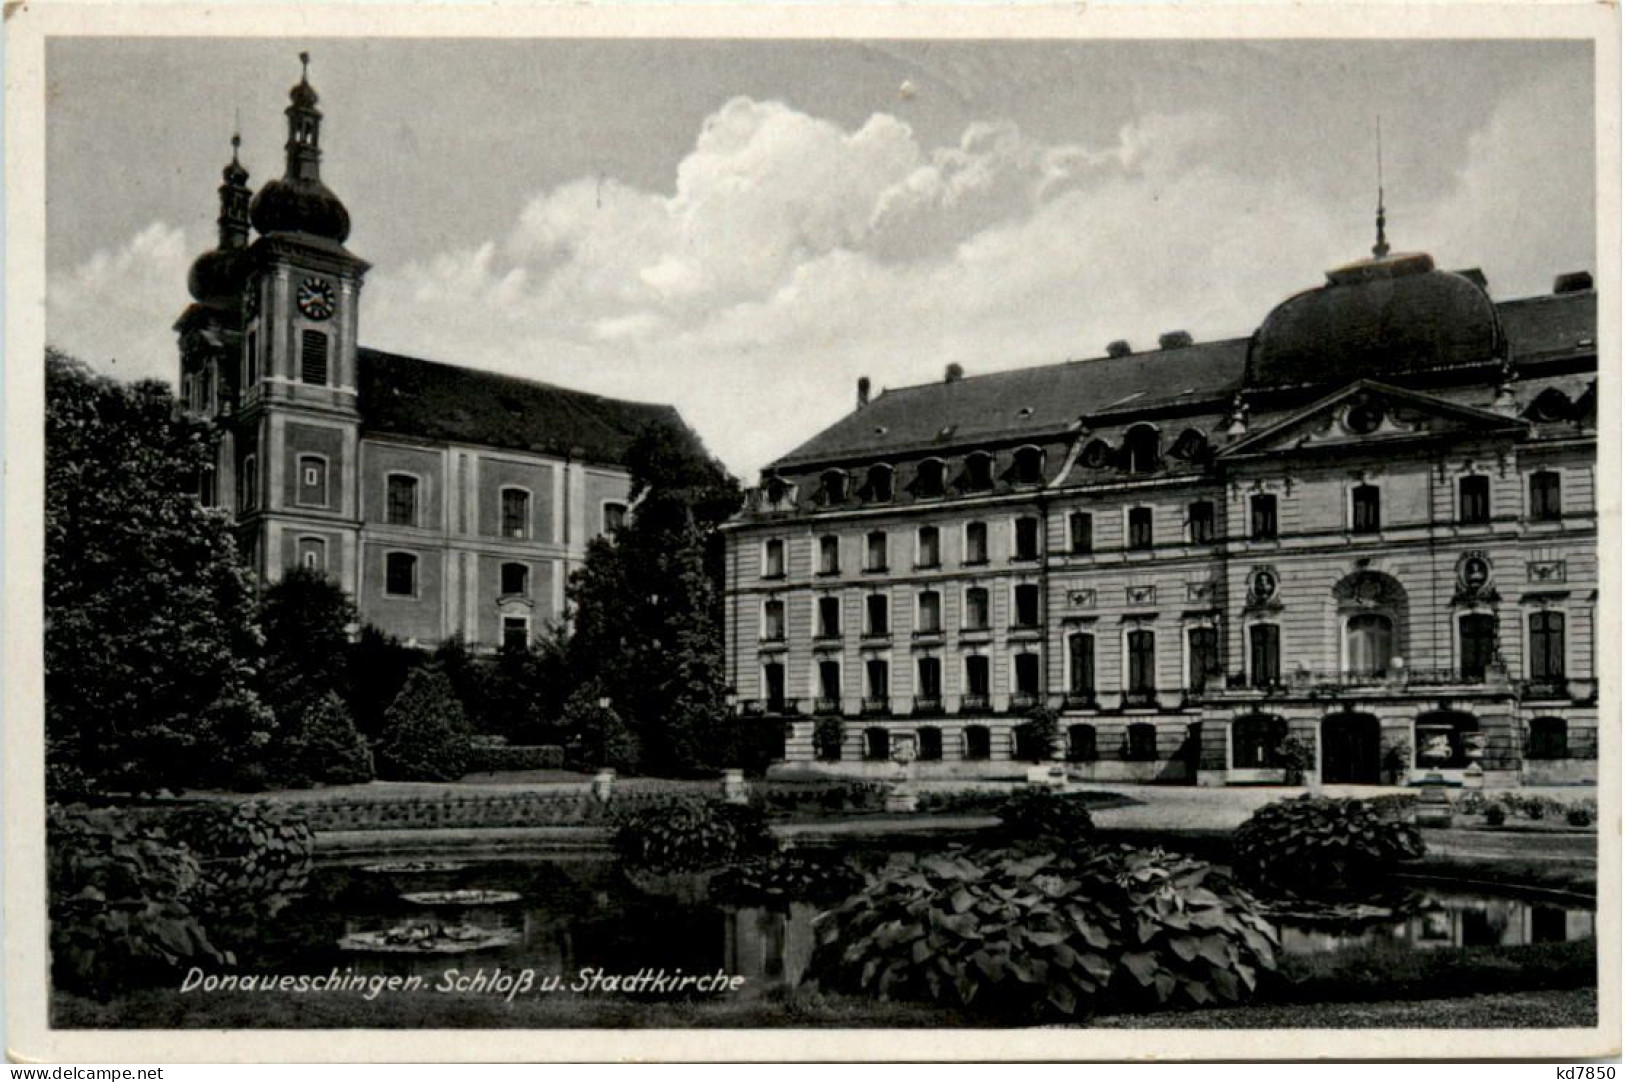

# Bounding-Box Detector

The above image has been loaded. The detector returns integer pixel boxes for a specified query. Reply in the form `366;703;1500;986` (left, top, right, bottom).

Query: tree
430;634;488;734
259;566;356;717
374;665;471;781
559;682;640;774
44;350;272;796
565;419;742;775
268;691;373;788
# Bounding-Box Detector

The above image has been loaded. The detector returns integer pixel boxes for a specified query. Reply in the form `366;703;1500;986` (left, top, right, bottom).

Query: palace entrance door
1320;712;1381;784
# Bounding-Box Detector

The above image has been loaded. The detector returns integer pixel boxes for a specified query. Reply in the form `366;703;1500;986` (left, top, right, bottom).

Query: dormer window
865;464;894;502
1123;425;1160;474
915;459;946;498
963;451;994;492
1012;446;1044;485
1080;440;1111;470
1170;429;1207;461
820;469;848;505
1530;388;1572;423
765;476;791;505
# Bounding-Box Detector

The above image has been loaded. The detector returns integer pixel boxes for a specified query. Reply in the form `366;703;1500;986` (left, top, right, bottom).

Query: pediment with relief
1218;380;1526;459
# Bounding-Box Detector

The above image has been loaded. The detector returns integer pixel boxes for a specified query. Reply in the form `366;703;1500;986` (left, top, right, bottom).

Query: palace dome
186;246;247;307
250;175;351;243
1247;252;1503;388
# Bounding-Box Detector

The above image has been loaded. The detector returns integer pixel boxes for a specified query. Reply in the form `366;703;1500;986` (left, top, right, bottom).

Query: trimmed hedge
465;744;566;773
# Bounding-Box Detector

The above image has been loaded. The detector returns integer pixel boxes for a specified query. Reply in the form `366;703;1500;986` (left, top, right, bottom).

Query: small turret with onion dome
185;133;253;308
249;52;352;244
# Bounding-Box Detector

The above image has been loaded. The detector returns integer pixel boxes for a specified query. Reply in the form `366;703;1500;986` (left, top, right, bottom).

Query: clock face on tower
297;277;336;321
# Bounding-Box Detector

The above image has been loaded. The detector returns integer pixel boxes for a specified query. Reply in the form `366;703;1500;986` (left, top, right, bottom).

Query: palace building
723;211;1598;788
175;58;683;650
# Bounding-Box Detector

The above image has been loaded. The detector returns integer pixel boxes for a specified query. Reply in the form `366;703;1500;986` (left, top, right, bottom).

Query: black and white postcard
3;1;1618;1063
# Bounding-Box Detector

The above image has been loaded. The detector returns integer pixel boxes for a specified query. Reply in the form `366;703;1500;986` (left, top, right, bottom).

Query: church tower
234;52;369;591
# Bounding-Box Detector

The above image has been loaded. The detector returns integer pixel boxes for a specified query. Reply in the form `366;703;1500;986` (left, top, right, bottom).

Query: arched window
918;726;944;761
820;469;848;505
1012;446;1044;485
915;459;946;498
1067;724;1098;762
863;727;890;762
1528;717;1568;760
963;452;994;492
1460;613;1497;680
1529;388;1572;423
1345;613;1394;677
1080;440;1112;470
1126;722;1158;760
1170;428;1207;461
384;551;417;597
1232;714;1288;769
865;464;895;502
964;725;992;760
500;561;529;597
764;475;791;505
1123;426;1161;474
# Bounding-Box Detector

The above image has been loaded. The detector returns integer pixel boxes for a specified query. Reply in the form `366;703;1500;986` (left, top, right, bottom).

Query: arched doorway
1321;712;1381;784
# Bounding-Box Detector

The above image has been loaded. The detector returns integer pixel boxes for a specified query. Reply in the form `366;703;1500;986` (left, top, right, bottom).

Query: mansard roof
771;339;1249;469
766;287;1594;475
357;348;685;466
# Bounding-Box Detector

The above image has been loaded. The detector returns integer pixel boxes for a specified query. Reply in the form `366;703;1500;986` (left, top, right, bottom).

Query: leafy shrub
48;804;228;998
1232;796;1425;898
1364;793;1419;821
810;846;1278;1021
269;692;373;788
1525;797;1547;821
612;799;776;872
914;789;1010;816
711;854;865;906
1484;804;1507;827
465;743;566;773
375;666;471;781
996;788;1095;846
559;686;640;774
1566;805;1594;828
1280;737;1315;785
758;780;888;816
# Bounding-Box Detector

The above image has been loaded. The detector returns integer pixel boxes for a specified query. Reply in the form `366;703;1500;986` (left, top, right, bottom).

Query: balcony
813;696;842;715
959;693;991;713
1122;689;1158;709
765;697;799;716
1520;677;1573;701
1063;692;1097;710
913;696;943;715
1008;692;1040;712
861;697;892;717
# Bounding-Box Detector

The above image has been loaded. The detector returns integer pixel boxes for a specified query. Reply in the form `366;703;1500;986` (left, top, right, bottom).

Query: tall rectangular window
384;551;417;597
1069;511;1093;554
1014;653;1040;695
1014;516;1040;560
818;660;841;703
763;599;786;641
1459;475;1491;525
1352;484;1381;533
917;656;942;699
602;502;627;533
245;331;259;387
296;455;328;508
865;658;889;701
298;536;326;572
764;663;786;710
865;531;888;571
964;521;989;565
386;474;418;527
502;616;530;651
1128;507;1153;550
1530;471;1562;521
1014;583;1040;628
1460;613;1496;679
965;587;990;631
917;591;942;633
818;535;840;574
965;655;990;696
817;596;841;638
501;562;529;596
1188;626;1220;691
240;454;259;511
763;538;786;578
1068;633;1095;696
501;488;531;539
300;329;329;386
1188;501;1216;544
1250;494;1278;540
917;526;940;568
1248;624;1281;688
1529;611;1566;679
866;594;889;636
1128;630;1156;693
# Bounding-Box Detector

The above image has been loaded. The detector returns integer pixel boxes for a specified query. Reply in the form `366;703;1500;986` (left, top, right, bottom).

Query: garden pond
238;853;1595;999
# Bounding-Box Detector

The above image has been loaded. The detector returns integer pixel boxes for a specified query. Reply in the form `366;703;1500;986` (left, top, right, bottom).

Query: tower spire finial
1372;115;1390;259
300;50;310;81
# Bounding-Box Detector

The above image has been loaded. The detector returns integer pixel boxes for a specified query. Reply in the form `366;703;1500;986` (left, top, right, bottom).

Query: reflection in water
259;859;1592;996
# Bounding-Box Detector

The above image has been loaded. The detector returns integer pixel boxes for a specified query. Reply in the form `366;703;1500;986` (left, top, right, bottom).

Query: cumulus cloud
50;76;1592;478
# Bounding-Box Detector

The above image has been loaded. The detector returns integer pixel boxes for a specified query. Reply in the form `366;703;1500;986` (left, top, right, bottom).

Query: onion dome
187;134;252;306
249;52;352;243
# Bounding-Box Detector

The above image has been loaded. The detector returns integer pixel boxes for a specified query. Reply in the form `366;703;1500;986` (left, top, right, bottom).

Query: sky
45;38;1596;478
